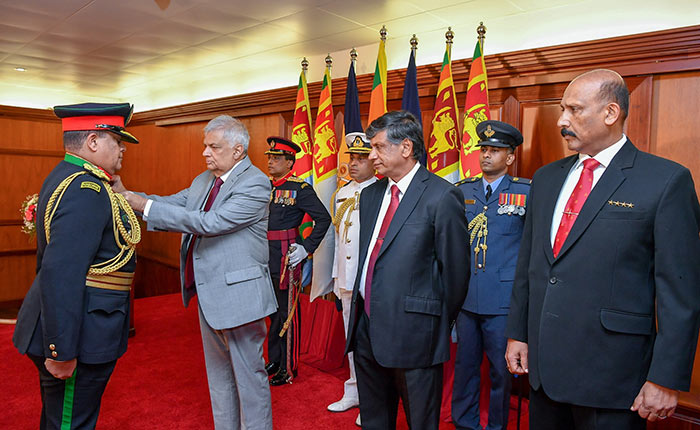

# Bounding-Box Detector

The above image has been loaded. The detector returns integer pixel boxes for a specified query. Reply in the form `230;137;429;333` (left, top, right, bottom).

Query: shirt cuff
143;199;153;219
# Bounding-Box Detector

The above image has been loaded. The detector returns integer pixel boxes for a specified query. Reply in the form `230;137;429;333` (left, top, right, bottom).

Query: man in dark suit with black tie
505;69;700;429
345;110;470;429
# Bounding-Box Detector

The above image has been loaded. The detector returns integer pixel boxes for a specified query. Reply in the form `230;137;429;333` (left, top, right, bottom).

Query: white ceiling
1;0;699;112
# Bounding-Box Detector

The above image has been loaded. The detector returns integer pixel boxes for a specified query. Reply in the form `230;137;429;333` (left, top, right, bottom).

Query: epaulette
286;176;310;188
509;176;532;185
454;177;480;186
82;163;111;181
340;180;352;188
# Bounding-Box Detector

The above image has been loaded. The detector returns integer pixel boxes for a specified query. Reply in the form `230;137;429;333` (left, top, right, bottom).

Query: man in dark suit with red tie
345;110;470;429
505;69;700;429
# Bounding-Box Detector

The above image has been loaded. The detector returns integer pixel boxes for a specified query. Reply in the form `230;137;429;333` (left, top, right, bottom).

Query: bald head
571;69;629;121
557;69;629;156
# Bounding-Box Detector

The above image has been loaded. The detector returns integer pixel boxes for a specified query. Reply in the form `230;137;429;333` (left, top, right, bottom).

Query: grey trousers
198;306;273;430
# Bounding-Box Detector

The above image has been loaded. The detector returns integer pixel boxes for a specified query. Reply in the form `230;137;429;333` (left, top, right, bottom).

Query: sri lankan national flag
291;68;314;182
427;40;460;183
460;39;490;179
310;63;338;301
367;35;388;125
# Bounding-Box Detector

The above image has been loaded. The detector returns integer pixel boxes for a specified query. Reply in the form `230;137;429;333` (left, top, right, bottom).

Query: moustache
561;128;577;138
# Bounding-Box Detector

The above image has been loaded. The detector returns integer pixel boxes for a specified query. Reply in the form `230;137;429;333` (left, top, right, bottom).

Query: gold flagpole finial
301;57;309;74
350;47;357;63
477;22;486;44
380;25;387;41
410;34;418;52
446;27;454;45
325;53;333;69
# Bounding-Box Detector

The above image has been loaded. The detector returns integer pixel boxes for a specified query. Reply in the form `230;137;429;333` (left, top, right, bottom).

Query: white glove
288;243;308;267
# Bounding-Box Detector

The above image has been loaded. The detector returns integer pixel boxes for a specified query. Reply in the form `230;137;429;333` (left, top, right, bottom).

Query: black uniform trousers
267;275;300;374
353;302;443;430
529;387;646;430
29;354;116;430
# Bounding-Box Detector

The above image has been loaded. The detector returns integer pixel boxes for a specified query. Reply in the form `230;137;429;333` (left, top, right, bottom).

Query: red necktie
553;158;600;258
364;185;400;316
184;177;224;289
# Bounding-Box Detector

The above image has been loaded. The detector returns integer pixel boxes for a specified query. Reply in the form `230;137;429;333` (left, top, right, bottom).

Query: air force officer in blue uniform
453;120;530;430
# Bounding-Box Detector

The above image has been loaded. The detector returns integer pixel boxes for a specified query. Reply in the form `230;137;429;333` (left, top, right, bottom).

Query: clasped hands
504;339;679;422
111;175;147;212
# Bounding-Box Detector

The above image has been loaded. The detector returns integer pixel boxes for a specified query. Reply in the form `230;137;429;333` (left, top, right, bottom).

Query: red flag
460;39;490;179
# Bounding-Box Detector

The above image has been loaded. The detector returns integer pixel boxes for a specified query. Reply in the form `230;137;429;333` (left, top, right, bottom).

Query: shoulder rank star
498;193;527;216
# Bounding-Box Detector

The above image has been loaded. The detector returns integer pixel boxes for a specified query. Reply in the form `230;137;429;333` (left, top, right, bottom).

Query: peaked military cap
265;136;301;155
345;132;371;154
476;120;523;149
53;102;138;144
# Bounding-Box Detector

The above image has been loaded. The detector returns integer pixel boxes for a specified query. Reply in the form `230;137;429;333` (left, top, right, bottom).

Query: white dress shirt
550;135;627;246
359;161;421;298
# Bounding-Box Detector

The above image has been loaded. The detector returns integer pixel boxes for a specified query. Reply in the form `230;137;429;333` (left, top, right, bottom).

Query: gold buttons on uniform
49;344;56;351
346;256;351;260
51;351;58;358
484;206;488;211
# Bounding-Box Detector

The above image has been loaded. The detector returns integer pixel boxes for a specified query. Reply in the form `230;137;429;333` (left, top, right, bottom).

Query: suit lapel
555;140;636;260
473;178;486;205
379;166;428;257
542;156;578;265
357;178;386;267
189;173;214;210
212;157;250;208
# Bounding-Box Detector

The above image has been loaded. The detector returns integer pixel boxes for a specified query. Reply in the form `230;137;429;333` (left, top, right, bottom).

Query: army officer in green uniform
13;103;140;430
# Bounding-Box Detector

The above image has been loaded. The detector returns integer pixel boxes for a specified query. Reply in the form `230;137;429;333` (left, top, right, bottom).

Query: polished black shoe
265;361;280;376
269;369;296;386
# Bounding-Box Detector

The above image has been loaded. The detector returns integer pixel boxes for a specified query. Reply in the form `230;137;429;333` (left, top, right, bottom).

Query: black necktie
485;184;493;200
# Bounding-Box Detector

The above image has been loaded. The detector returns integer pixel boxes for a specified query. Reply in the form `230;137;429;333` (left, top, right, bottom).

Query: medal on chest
274;189;297;206
498;193;527;216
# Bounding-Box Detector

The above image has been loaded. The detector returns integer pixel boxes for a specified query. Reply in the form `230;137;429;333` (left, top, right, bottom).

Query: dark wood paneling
131;256;180;299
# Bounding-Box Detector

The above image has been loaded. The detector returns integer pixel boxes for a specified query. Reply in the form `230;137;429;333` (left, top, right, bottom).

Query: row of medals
498;204;526;216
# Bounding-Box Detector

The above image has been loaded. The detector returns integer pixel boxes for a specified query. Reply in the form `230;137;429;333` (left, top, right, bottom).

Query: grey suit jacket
142;156;277;330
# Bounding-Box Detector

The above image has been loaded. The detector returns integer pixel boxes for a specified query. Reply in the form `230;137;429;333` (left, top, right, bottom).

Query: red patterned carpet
1;293;527;429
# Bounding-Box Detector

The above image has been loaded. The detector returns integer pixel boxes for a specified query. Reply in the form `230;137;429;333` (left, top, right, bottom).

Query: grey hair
63;130;108;151
204;115;250;151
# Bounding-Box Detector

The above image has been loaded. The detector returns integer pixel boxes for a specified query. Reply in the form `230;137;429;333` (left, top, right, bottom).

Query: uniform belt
86;271;134;291
267;229;297;241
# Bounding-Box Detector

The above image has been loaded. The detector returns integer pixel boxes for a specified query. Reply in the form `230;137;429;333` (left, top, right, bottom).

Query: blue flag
401;49;425;165
344;61;362;133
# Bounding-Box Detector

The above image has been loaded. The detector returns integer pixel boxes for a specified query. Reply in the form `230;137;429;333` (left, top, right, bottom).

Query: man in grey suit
116;115;276;430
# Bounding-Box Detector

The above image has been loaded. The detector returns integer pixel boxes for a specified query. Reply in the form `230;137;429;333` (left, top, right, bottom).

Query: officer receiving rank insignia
265;136;331;386
13;102;140;430
327;132;376;425
452;120;531;430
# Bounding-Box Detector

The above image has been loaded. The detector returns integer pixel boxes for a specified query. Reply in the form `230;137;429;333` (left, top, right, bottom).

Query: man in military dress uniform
265;136;331;385
452;120;530;430
327;132;377;425
13;103;140;430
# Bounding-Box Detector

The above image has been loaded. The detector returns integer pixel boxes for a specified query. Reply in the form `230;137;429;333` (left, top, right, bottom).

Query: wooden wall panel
519;101;574;179
650;71;700;198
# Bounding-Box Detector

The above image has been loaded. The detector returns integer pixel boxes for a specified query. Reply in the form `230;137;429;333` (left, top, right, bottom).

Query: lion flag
291;68;314;182
311;62;338;301
427;35;460;183
460;39;490;179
